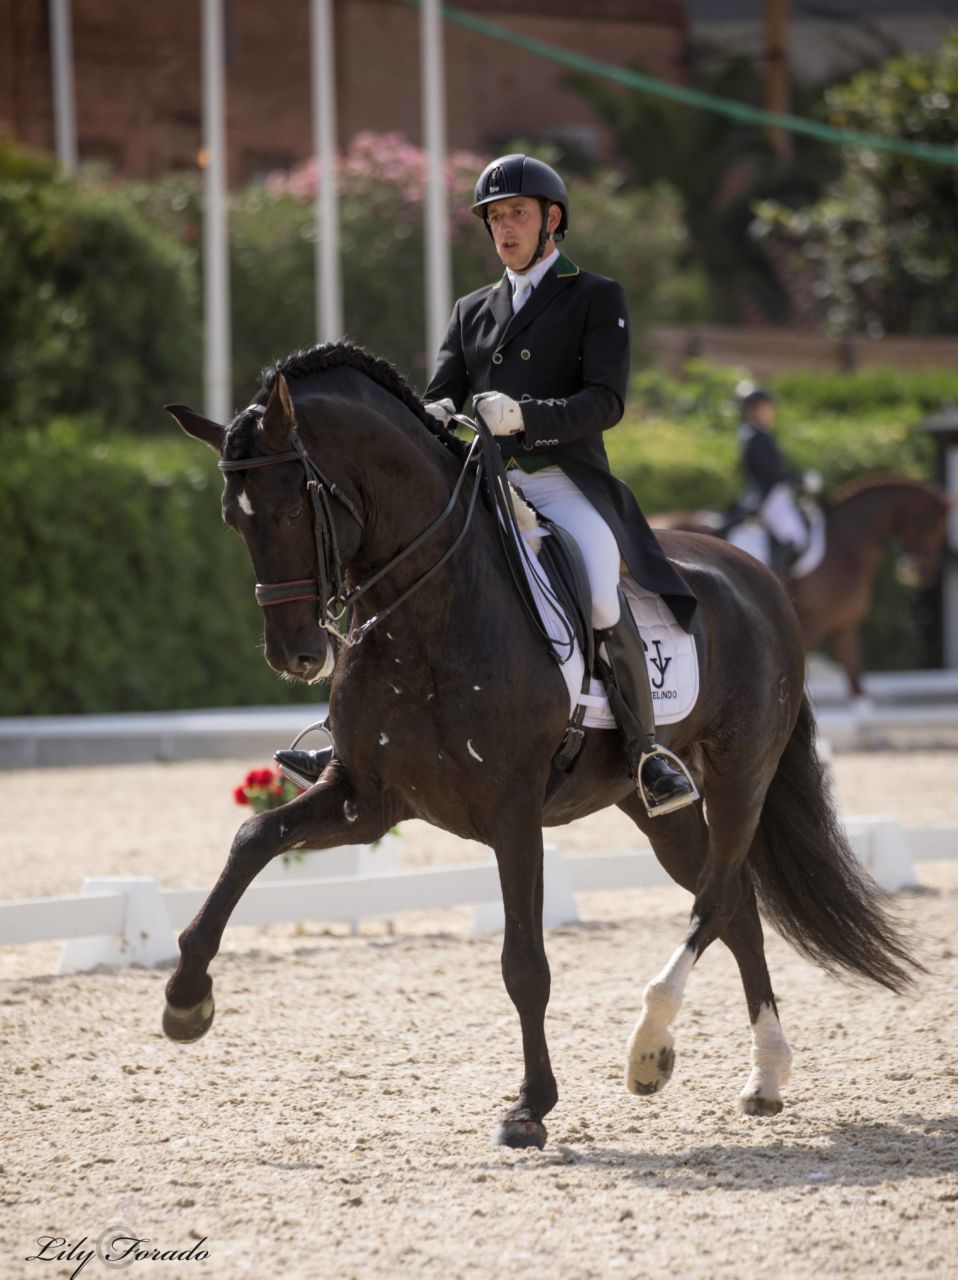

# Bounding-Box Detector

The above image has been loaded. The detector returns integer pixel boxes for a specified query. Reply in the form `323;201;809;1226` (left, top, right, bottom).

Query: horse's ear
165;404;225;453
261;373;295;448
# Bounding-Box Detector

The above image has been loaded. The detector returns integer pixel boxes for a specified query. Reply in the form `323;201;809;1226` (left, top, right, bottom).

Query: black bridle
218;407;484;648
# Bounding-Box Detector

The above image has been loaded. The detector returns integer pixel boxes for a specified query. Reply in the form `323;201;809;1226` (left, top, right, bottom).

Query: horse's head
167;374;362;684
894;486;951;589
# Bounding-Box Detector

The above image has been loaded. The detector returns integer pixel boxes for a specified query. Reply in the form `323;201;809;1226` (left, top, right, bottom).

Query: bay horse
653;477;951;700
164;344;916;1150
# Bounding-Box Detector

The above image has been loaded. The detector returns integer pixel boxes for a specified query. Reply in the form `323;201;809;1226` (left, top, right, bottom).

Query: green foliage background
0;422;327;714
0;161;200;435
753;34;958;335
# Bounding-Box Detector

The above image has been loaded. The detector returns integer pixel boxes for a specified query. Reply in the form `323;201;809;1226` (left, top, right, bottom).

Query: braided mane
258;341;466;456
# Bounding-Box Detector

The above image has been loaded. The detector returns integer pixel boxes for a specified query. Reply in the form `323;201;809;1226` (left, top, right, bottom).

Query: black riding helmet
736;380;774;413
472;154;569;271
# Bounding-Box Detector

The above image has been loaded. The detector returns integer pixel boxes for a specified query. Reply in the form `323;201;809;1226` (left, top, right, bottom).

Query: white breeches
760;483;808;549
510;465;621;630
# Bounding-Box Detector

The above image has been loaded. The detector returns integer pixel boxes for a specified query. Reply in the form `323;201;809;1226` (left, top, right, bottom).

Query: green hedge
0;423;326;715
0;178;200;435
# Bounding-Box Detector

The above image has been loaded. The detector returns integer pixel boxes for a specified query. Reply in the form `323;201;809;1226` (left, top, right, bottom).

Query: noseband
218;406;484;648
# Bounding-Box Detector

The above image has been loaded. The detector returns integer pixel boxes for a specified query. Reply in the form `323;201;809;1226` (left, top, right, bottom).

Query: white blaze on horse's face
237;488;255;517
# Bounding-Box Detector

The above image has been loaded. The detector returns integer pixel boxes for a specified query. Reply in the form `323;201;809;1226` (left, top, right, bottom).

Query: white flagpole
201;0;231;424
311;0;343;342
49;0;77;173
421;0;452;369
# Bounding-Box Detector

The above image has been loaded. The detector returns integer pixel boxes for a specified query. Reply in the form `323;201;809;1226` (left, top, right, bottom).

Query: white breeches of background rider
510;465;621;630
760;483;808;549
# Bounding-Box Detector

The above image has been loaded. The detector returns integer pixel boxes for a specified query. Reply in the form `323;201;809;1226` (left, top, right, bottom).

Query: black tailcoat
424;252;696;628
740;422;798;502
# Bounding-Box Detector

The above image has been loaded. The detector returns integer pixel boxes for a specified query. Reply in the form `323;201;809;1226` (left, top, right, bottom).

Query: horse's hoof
162;994;215;1043
494;1117;548;1150
626;1045;675;1096
739;1091;784;1117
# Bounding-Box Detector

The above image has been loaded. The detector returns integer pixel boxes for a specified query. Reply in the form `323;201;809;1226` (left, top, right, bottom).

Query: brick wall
340;3;686;162
0;0;686;184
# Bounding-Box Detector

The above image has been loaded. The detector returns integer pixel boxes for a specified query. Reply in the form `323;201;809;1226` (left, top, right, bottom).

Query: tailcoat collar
486;252;580;344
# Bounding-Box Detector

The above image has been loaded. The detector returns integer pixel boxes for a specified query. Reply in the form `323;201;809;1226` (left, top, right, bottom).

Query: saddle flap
535;519;594;675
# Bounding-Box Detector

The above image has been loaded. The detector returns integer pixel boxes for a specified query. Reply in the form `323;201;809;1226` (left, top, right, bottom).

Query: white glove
473;391;524;437
424;397;456;426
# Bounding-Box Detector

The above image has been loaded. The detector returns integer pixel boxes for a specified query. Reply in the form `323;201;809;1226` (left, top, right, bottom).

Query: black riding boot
274;746;333;789
596;590;698;817
274;719;335;789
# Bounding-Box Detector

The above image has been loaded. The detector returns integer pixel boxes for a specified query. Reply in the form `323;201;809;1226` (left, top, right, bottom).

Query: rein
218;407;484;648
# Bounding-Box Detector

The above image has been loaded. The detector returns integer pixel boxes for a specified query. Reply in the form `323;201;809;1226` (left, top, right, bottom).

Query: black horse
165;344;916;1150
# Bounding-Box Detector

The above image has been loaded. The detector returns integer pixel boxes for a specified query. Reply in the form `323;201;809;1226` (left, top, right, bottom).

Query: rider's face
753;400;776;429
485;197;561;272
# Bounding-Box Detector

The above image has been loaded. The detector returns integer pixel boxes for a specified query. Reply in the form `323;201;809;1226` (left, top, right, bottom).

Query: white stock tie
512;274;534;314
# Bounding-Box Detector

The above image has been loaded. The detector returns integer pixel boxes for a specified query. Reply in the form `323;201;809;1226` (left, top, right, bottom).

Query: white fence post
843;817;920;893
472;843;579;934
59;877;178;974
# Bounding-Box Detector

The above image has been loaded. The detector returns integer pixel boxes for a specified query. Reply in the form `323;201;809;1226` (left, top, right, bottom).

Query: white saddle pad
726;517;769;564
792;505;826;578
727;507;825;579
517;528;700;729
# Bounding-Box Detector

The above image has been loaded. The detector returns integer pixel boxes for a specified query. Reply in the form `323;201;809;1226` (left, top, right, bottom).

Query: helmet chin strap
516;200;552;273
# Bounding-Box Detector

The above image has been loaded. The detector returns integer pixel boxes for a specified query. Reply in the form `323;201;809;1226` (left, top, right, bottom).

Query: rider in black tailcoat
734;382;810;570
423;177;696;632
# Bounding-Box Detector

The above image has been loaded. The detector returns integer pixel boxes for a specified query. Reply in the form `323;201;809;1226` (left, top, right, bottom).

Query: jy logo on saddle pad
646;638;671;691
613;579;699;727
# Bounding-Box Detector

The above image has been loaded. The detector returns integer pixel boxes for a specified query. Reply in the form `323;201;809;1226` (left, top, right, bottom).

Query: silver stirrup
637;746;700;819
288;719;334;752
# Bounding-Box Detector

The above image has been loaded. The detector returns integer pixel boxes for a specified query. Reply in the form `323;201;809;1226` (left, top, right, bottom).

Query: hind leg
617;797;706;1095
618;788;790;1110
721;897;792;1115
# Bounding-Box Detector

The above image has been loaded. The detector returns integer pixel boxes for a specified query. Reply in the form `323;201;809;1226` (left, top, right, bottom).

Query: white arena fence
0;819;955;976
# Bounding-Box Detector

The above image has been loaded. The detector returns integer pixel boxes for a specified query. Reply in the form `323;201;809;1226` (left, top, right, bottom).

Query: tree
752;34;958;336
568;55;838;324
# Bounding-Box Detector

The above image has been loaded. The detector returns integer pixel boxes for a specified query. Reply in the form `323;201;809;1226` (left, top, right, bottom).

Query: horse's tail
749;695;920;993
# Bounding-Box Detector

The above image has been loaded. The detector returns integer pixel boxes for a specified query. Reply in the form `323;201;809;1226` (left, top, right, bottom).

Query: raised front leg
163;762;390;1042
492;818;557;1150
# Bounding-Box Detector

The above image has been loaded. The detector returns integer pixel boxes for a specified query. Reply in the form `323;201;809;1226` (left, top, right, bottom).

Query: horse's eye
287;505;303;522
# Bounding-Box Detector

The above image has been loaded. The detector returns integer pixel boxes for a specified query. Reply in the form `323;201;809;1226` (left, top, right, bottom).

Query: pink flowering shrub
267;131;485;228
